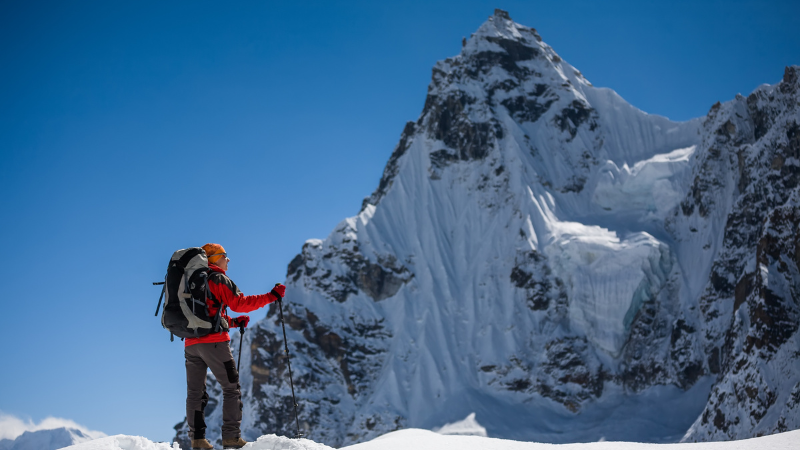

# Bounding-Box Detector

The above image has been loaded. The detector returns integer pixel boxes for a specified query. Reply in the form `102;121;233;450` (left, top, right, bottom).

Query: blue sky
0;0;797;443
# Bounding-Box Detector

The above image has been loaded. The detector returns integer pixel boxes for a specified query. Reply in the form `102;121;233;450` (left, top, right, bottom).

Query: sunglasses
208;253;228;259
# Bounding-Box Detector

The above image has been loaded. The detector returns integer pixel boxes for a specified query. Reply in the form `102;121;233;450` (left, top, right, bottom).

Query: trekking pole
275;284;303;438
237;325;245;369
153;281;165;316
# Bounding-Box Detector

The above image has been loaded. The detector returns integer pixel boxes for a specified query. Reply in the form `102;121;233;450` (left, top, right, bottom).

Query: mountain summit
175;11;800;448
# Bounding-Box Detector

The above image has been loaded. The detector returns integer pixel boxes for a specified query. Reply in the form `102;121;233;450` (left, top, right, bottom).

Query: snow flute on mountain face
181;243;285;448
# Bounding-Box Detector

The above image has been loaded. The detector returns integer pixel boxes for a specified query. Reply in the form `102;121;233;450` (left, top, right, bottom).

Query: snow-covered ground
61;429;800;450
345;428;799;450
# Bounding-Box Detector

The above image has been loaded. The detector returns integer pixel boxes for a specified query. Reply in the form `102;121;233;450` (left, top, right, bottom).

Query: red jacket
185;264;279;347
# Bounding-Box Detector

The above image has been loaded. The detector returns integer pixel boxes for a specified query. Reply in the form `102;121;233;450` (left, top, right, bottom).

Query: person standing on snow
186;243;285;449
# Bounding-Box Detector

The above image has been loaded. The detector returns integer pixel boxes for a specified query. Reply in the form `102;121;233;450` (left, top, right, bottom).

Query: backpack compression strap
154;277;166;316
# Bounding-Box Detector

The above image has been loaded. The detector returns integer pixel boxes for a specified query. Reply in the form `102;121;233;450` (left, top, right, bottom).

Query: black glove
271;283;285;302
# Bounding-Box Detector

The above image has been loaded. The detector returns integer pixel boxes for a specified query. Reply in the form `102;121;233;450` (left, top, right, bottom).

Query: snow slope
174;9;800;447
343;428;800;450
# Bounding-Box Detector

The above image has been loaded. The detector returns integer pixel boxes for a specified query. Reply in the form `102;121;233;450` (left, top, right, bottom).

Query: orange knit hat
202;243;227;264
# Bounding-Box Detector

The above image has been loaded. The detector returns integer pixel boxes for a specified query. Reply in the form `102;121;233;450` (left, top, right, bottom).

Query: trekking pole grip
271;283;284;303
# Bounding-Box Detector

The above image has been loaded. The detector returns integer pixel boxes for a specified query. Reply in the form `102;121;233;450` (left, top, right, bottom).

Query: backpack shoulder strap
207;271;242;300
205;271;222;306
204;271;226;333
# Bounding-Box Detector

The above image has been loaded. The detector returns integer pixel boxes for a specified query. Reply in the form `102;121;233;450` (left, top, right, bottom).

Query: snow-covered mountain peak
461;9;544;56
175;12;799;448
440;9;578;97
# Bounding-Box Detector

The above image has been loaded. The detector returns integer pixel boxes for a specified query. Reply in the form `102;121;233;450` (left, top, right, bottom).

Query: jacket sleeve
225;291;278;313
208;274;278;313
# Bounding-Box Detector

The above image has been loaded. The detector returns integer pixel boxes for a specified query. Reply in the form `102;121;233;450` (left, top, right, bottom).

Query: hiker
186;243;285;449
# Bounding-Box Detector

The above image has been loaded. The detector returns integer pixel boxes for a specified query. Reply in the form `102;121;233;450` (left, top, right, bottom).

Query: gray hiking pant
185;342;242;440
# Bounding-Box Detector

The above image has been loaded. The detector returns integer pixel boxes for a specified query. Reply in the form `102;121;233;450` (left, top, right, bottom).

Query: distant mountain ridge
175;9;800;448
0;427;103;450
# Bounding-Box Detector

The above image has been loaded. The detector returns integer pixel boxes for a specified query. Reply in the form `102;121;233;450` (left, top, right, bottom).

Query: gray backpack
154;248;228;340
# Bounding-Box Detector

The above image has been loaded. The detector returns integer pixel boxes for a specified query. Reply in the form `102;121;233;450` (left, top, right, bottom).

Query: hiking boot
222;437;247;448
191;438;213;449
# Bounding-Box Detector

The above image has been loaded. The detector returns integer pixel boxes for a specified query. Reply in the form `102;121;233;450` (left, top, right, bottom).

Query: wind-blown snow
0;413;105;441
433;412;487;436
0;428;105;450
0;414;106;450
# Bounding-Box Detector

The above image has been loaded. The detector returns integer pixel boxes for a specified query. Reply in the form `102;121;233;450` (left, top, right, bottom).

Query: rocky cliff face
174;10;799;447
678;66;800;441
